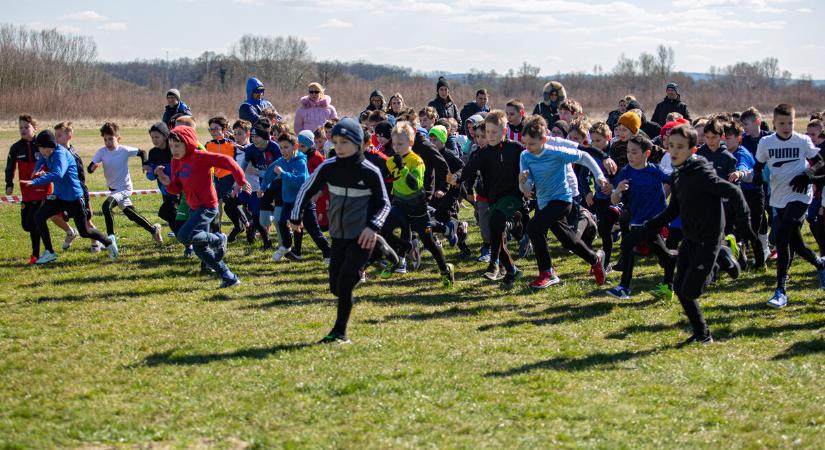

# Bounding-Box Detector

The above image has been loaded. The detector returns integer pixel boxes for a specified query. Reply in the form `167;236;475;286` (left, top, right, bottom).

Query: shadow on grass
772;337;825;359
366;301;539;323
132;342;313;367
486;346;670;376
478;297;659;331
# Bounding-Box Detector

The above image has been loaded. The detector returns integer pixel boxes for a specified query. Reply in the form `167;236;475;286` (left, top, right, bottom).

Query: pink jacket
294;95;338;133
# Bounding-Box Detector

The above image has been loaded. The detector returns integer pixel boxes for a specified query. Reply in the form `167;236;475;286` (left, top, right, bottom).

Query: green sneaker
724;234;740;261
650;283;673;301
441;263;455;289
380;260;400;280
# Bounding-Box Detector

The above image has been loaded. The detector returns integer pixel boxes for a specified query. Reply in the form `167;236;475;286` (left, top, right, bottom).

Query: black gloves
789;168;815;193
392;154;405;170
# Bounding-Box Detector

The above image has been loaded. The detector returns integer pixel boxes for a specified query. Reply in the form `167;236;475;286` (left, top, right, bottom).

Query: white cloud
99;22;128;32
319;18;352;29
61;10;108;22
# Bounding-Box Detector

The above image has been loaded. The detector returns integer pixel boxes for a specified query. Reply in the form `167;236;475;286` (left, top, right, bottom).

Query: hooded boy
154;126;250;288
239;77;275;125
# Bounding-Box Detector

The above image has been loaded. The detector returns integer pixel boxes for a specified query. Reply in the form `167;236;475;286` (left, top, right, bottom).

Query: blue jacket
261;152;307;203
239;77;274;124
162;100;192;125
31;145;84;201
242;140;282;173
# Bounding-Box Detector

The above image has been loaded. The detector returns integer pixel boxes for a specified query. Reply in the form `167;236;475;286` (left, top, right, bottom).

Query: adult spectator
239;77;274;125
162;89;192;126
427;77;460;122
532;81;566;127
294;82;338;133
651;82;691;126
459;89;490;135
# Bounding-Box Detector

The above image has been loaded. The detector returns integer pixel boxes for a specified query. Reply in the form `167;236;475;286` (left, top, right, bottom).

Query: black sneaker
501;267;522;290
227;226;242;243
317;333;351;345
717;245;741;279
677;333;714;348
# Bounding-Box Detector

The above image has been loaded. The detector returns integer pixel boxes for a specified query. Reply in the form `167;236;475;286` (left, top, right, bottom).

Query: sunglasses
309;90;321;94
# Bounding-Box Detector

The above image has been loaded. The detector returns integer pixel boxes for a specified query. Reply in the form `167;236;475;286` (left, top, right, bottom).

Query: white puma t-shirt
756;132;819;208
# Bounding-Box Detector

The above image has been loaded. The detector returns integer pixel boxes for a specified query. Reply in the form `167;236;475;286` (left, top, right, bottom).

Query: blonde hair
175;116;197;129
54;121;74;133
391;121;415;140
308;82;324;94
589;122;611;139
484;110;507;128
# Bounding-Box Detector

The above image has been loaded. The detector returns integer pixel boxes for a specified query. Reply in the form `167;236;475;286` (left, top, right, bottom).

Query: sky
4;0;823;78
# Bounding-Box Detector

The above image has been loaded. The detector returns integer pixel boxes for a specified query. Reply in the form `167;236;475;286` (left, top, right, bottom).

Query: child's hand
19;180;32;187
357;227;377;250
288;221;303;232
598;178;611;195
33;170;45;178
434;190;445;199
5;186;12;195
518;170;529;184
233;182;252;197
728;171;742;183
142;164;151;174
257;191;264;198
602;158;617;176
274;166;283;175
585;192;594;207
154;165;165;177
616;179;630;192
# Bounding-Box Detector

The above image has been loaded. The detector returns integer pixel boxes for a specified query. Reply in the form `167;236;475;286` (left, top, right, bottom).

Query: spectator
651;82;691;126
294;82;338;134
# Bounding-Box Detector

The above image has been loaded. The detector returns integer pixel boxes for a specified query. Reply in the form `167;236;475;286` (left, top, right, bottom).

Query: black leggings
102;196;154;236
528;200;597;273
594;198;619;267
741;188;766;263
673;239;718;338
158;194;179;228
328;238;372;336
774;201;824;291
22;201;42;257
619;226;675;289
489;210;514;273
382;207;448;272
36;199;111;252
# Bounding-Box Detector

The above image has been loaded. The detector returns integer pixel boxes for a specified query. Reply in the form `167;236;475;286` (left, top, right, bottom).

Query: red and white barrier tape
1;188;161;204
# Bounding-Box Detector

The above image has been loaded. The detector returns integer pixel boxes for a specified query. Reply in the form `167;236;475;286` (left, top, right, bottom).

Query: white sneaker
106;235;119;260
166;231;176;238
35;250;57;265
272;246;290;262
767;289;788;309
61;227;78;250
152;224;163;244
90;241;102;254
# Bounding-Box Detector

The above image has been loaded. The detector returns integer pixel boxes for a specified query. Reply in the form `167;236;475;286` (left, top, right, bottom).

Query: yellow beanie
618;111;641;135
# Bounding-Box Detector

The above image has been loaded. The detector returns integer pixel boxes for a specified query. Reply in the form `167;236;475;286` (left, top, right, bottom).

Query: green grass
1;129;824;448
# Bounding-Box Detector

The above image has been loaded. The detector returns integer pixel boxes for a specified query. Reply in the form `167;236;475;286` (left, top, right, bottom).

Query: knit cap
429;125;448;144
298;130;315;148
331;118;363;147
35;130;57;148
618;112;641;135
150;122;170;138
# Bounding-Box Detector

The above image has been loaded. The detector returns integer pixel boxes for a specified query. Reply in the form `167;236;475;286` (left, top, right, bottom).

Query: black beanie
375;121;393;140
436;76;450;91
149;122;170;139
552;120;569;138
35;130;57;149
625;100;643;113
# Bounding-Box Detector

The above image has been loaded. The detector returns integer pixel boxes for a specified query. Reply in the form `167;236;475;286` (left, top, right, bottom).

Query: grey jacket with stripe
291;152;390;240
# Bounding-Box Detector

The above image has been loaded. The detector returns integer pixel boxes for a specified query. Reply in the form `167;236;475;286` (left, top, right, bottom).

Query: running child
88;122;162;246
153;126;251;288
289;118;390;344
642;125;756;346
518;115;610;290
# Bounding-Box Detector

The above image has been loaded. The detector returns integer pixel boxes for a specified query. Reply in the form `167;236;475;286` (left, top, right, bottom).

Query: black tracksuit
291;151;390;339
646;155;751;339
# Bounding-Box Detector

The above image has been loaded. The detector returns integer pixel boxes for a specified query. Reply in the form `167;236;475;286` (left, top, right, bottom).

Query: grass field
1;128;824;449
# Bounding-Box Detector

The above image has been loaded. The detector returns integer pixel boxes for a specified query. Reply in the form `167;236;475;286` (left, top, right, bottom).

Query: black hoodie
648;155;749;244
412;132;449;199
456;139;524;204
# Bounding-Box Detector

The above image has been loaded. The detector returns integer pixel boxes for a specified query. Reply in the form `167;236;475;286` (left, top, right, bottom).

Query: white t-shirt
756;132;819;208
92;145;139;192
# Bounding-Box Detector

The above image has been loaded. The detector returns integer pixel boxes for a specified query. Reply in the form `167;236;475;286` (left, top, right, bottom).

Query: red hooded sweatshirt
166;126;247;209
